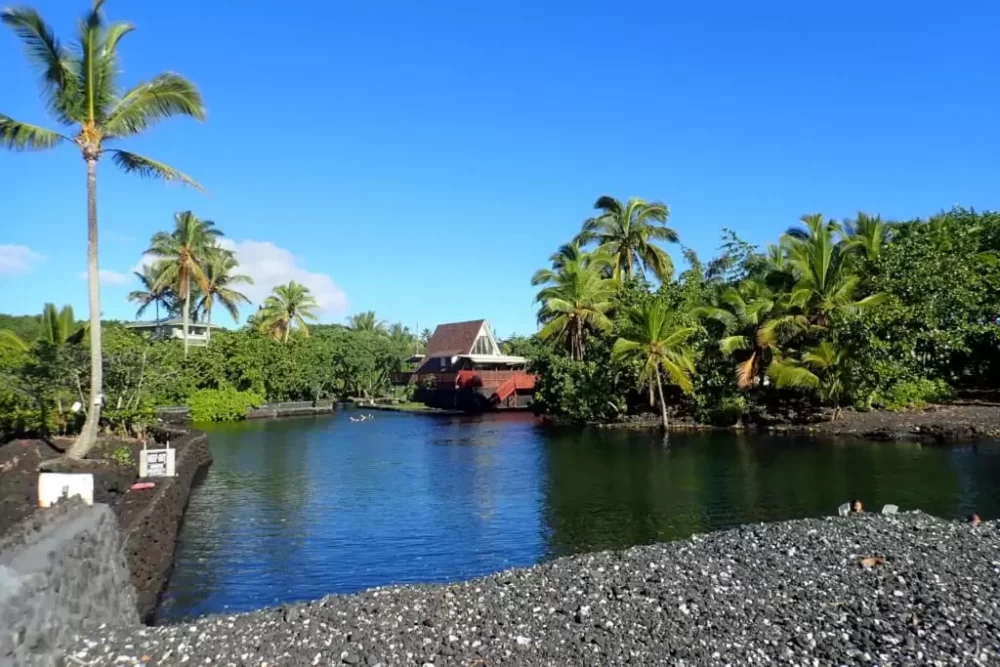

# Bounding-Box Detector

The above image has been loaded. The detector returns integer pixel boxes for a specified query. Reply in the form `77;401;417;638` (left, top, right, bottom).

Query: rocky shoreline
68;512;999;666
599;401;1000;443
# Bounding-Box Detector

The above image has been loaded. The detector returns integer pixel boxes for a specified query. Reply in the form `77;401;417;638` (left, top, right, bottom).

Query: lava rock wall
0;499;138;667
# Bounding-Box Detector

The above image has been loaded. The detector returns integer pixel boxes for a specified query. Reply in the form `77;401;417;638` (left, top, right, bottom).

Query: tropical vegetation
529;203;1000;427
1;1;205;458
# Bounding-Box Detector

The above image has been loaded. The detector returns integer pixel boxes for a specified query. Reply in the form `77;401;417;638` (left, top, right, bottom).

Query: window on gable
472;335;493;356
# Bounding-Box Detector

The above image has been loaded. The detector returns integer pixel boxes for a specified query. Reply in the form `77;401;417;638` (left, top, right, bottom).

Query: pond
156;410;1000;621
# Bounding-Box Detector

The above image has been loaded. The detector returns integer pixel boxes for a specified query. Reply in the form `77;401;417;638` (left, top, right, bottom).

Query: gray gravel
67;512;1000;666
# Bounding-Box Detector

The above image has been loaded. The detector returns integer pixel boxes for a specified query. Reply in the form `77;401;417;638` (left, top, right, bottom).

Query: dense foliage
529;206;1000;425
0;320;421;436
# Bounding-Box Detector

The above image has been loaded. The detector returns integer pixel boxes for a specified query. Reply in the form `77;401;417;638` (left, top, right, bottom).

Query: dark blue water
156;410;1000;621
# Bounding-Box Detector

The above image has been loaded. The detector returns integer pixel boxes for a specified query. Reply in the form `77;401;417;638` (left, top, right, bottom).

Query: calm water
157;410;1000;621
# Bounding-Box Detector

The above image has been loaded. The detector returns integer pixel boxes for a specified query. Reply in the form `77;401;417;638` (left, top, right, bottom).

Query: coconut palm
348;311;387;334
257;281;319;342
695;279;792;389
576;196;678;282
128;261;174;322
146;212;222;355
760;214;884;345
844;212;890;262
768;340;847;419
195;247;252;342
531;239;590;286
612;302;696;429
535;255;617;361
1;2;205;458
37;303;86;347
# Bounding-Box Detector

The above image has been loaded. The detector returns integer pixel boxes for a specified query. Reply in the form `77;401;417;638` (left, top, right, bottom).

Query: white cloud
133;240;348;315
78;269;131;286
0;244;43;276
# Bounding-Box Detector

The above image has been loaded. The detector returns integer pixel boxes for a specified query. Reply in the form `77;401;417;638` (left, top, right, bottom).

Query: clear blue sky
2;1;998;336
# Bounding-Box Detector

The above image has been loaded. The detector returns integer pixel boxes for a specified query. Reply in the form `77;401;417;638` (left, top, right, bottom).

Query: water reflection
156;412;1000;621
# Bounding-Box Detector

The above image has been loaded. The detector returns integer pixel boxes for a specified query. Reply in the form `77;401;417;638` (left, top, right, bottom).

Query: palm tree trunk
283;319;290;343
67;158;103;460
206;304;212;343
183;281;190;357
655;368;669;431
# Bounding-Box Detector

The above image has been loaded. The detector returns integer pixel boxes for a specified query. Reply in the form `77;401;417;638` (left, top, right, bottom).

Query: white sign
140;448;176;478
38;473;94;507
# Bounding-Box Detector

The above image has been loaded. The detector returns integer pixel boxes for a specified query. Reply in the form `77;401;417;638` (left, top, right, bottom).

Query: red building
411;319;535;410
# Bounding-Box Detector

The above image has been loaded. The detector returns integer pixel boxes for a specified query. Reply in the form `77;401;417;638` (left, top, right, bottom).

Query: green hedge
186;387;264;422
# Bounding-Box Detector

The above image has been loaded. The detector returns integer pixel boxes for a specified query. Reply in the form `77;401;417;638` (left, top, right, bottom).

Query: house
123;318;221;346
411;319;536;410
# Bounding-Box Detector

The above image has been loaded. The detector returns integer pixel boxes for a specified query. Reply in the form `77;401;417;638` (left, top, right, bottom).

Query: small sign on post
139;447;176;478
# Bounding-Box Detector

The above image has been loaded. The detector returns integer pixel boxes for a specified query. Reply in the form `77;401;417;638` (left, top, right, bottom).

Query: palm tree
128;261;174;322
844;212;890;262
576;196;678;282
257;281;319;342
146;212;221;356
762;214;884;342
1;2;205;459
348;311;387;334
37;303;86;346
612;302;696;429
695;279;790;389
768;340;847;419
531;239;589;286
535;254;617;361
196;247;252;342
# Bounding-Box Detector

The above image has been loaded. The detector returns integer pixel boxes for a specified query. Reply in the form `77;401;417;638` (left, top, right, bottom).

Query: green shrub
109;445;135;467
187;387;264;422
100;407;156;439
875;378;953;411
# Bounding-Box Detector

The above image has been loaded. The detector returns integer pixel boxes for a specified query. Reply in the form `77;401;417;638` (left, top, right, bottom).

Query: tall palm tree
128;261;174;322
612;302;696;430
1;2;205;458
146;212;221;356
257;281;319;342
576;196;678;282
535;255;617;361
196;247;252;342
768;340;847;419
348;311;387;334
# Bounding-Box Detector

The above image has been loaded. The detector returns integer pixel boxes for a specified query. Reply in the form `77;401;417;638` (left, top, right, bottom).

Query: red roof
424;319;486;357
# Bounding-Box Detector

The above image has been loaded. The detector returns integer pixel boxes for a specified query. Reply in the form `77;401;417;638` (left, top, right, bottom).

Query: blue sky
1;1;998;336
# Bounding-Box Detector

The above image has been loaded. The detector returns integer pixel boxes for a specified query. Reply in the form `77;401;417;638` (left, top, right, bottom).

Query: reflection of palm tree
2;2;206;459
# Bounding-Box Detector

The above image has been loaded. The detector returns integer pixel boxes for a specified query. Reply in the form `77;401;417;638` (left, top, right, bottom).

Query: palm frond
0;329;29;352
104;73;205;137
719;335;752;355
110;150;202;188
1;7;82;123
0;115;66;150
768;359;819;390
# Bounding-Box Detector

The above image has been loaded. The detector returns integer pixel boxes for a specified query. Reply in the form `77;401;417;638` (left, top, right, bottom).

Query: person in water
852;500;864;514
968;513;982;527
